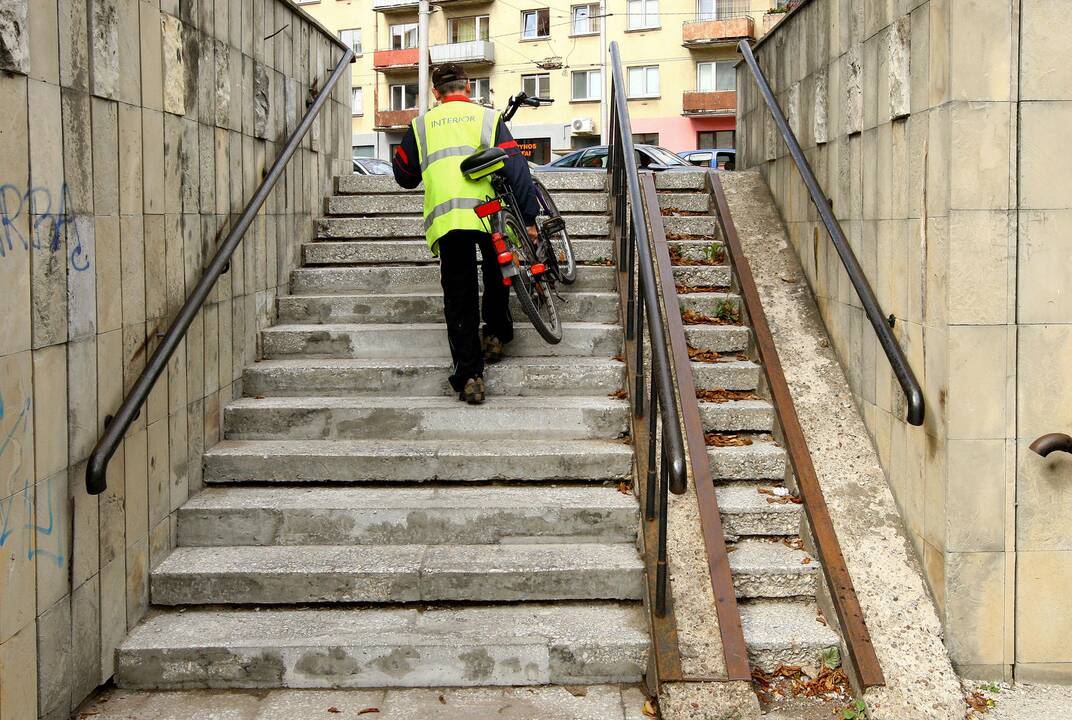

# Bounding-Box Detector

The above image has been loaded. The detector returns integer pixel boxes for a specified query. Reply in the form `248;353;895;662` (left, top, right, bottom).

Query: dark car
678;148;736;171
542;144;695;171
352;157;392;175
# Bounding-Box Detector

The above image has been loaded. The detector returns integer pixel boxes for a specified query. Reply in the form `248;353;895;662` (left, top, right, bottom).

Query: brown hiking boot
459;377;486;405
482;335;505;364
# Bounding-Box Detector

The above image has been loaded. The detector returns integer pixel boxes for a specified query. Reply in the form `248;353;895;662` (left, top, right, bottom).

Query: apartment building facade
296;0;785;161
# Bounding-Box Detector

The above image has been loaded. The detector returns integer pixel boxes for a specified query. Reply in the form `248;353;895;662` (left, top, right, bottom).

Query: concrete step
335;175;421;194
654;171;707;190
177;485;639;546
662;215;717;238
682;325;751;354
728;539;819;599
290;264;616;294
678;291;740;317
690;359;762;392
242;357;625;397
715;481;802;537
80;685;652;720
706;438;787;481
699;399;774;433
203;439;634;484
327;192;609;216
277;290;620;324
223;396;630;442
531;171;608;191
317;215;611;239
658;192;711;213
739;600;841;672
114;602;648;689
303;239;729;275
151;543;645;605
673;265;732;289
332;170;703;195
261;323;623;360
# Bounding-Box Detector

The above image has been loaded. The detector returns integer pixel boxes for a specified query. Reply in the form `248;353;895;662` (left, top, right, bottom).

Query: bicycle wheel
503;210;563;344
533;177;577;285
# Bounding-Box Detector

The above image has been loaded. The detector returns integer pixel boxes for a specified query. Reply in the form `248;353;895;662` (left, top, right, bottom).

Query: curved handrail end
668;455;688;496
86;450;110;496
906;389;925;427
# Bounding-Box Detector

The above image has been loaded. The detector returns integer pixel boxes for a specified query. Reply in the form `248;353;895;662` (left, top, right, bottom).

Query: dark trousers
438;229;514;391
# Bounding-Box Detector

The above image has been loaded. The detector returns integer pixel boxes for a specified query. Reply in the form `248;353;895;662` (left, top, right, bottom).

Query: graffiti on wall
0;395;65;568
0;183;91;271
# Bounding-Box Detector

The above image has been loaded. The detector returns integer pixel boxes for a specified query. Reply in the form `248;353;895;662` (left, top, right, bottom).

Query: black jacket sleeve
391;125;422;189
495;119;540;225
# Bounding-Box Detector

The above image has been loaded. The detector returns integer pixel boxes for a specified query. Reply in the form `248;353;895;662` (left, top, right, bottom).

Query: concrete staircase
113;172;651;694
656;173;842;674
112;169;840;699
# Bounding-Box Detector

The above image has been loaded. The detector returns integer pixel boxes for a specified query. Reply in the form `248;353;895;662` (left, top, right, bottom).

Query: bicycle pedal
541;217;566;235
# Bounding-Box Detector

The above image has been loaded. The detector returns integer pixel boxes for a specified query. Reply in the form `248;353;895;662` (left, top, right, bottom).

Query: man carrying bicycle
392;63;540;405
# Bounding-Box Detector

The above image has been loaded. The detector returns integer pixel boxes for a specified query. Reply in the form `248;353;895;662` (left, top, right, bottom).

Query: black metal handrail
737;39;925;426
607;42;687;620
86;46;355;495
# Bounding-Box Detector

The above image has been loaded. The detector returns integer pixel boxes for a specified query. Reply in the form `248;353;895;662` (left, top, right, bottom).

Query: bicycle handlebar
503;91;553;121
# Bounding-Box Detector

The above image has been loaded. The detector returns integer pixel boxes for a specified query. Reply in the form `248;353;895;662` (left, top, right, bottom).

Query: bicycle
500;91;577;286
458;92;575;344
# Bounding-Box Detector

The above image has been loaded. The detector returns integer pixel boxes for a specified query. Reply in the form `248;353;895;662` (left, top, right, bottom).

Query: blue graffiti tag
0;183;90;271
0;399;64;567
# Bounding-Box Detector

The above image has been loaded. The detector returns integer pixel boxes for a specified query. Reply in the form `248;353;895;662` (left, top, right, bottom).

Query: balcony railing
373;48;420;71
430;40;495;65
682;15;755;47
682;90;736;115
375;108;419;130
371;0;419;12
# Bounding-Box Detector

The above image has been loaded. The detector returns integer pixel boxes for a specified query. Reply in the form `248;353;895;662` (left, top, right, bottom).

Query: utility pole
599;0;607;144
418;0;431;112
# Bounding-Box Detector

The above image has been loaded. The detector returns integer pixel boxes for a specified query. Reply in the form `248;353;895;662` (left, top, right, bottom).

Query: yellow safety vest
412;100;501;254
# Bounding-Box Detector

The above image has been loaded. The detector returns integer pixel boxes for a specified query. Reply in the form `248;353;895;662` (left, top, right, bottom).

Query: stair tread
155;543;644;577
280;290;620;299
739;600;840;649
728;539;816;574
227;395;629;410
207;437;633;455
247;357;625;371
182;484;638;512
121;603;647;647
265;322;620;332
715;482;802;514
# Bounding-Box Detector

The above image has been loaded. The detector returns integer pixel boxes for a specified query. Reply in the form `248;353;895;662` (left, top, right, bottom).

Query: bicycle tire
533;177;577;285
502;210;563;344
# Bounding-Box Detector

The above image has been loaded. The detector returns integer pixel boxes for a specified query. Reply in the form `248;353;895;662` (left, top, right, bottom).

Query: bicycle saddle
461;147;507;180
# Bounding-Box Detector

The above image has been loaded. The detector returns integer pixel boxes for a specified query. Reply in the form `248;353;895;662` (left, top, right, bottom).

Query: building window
340;28;362;55
697;0;748;21
571;69;601;101
521;8;550;39
698;130;735;149
626;0;658;29
521;73;550;98
571;3;601;34
627;65;659;98
391;83;418;110
697;61;736;92
449;15;490;42
391;22;419;50
470;77;491;105
351;87;364;116
353;145;375;158
633;132;659;145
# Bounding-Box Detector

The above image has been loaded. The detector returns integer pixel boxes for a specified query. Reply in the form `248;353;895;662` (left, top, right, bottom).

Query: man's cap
432;63;467;89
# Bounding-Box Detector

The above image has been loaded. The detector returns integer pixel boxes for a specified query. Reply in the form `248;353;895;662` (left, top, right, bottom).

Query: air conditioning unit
571;117;596;135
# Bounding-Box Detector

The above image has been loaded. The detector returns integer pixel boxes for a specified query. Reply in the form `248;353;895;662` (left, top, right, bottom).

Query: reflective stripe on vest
412;101;502;252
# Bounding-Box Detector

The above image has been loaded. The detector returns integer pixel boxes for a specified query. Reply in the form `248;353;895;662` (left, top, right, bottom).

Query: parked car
352;157;392;175
678;148;736;171
541;144;695;171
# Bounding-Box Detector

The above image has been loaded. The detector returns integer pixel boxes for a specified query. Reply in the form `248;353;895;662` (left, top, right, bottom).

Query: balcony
429;40;495;65
375;108;419;130
373;48;420;71
682;16;755;47
682;90;736;116
371;0;419;12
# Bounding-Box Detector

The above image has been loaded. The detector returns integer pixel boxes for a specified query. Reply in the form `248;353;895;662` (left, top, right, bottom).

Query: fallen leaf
801;556;812;565
642;699;658;717
617;481;632;495
609;389;627;399
327;708;341;714
705;432;753;447
965;691;992;714
687;344;722;363
564;685;588;697
438;695;446;704
696;388;756;403
358;709;380;715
